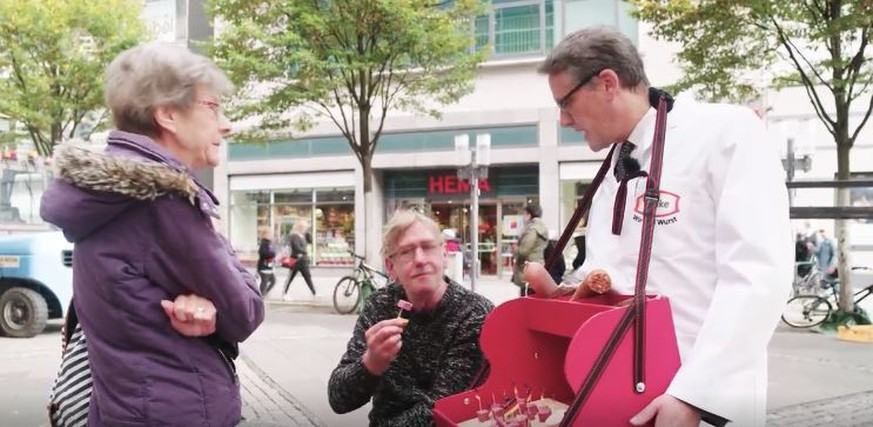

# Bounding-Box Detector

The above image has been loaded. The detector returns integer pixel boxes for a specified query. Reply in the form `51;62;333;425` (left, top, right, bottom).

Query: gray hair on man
538;26;649;90
381;210;444;259
104;41;234;137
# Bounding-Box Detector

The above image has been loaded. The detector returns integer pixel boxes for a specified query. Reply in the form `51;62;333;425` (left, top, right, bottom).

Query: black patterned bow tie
613;141;639;181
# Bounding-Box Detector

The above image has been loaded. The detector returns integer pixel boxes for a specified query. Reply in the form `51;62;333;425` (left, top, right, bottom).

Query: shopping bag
280;256;298;268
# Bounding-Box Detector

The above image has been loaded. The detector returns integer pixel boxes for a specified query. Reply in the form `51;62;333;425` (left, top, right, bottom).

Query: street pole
470;148;479;293
786;138;795;207
454;133;489;294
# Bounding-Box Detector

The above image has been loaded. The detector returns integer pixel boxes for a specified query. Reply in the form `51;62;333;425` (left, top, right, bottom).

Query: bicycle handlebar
362;262;389;279
346;250;388;279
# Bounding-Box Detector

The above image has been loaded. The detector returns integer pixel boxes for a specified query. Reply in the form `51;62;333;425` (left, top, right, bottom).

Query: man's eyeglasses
556;68;606;112
391;241;443;263
195;99;222;117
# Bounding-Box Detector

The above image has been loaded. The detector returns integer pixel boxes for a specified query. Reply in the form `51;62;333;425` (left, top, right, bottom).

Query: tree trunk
835;143;853;312
359;105;376;263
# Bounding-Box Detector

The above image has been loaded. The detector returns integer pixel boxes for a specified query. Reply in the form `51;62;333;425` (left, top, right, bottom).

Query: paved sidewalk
240;270;873;426
238;354;321;426
767;390;873;427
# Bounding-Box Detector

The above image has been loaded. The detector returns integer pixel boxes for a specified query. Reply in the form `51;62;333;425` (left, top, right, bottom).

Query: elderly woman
41;42;264;426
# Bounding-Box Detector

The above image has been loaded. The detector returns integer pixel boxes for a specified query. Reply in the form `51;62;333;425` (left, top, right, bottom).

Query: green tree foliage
208;0;488;194
633;0;873;313
0;0;145;156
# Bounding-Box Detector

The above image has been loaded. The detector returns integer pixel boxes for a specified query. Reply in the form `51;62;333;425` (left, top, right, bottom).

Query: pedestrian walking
283;220;316;299
258;227;277;295
511;204;549;296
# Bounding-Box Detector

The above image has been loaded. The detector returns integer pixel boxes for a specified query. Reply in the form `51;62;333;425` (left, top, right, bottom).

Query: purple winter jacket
41;131;264;426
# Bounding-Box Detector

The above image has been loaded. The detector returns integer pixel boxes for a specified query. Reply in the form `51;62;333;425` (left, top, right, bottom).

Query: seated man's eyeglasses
556;68;606;112
391;242;443;263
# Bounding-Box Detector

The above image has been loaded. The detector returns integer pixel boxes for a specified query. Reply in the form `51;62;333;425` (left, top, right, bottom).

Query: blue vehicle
0;231;72;338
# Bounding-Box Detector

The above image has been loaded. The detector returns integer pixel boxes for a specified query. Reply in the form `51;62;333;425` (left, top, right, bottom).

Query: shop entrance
430;200;528;278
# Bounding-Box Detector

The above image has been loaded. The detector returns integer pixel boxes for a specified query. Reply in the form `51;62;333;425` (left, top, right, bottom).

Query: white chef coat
580;96;793;426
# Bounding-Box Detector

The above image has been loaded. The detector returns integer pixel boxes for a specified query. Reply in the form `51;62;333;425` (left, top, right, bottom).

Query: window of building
314;188;355;265
229;187;355;268
476;0;554;57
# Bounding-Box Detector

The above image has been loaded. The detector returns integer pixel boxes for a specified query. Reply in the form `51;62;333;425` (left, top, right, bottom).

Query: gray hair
538;27;649;89
381;210;443;258
104;41;234;137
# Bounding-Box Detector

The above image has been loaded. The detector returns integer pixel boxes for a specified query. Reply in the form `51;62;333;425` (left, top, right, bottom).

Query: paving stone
238;354;321;426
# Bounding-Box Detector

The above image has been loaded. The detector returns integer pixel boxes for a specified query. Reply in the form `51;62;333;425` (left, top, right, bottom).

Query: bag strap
61;300;78;353
544;142;618;273
556;93;670;426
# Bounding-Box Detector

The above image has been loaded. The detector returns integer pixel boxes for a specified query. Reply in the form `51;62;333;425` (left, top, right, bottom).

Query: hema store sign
427;174;492;196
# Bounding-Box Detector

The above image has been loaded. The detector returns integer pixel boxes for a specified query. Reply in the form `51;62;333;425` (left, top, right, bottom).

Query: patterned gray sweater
327;280;494;426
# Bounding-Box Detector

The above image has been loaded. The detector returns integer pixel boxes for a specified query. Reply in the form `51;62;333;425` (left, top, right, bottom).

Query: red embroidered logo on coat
634;190;681;218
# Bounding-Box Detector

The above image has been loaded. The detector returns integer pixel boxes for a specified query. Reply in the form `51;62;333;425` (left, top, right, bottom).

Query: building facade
216;0;873;275
219;0;649;276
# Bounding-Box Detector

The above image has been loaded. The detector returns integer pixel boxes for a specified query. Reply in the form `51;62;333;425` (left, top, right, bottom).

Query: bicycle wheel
782;295;831;328
333;276;361;315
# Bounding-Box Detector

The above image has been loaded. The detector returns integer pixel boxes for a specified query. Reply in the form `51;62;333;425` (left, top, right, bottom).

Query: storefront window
229;191;269;267
383;167;539;277
559;179;589;267
500;201;526;274
272;188;314;261
315;188;355;265
229;187;356;268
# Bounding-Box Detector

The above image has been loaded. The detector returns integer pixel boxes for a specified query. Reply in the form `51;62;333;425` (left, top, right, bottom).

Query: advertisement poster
502;214;524;237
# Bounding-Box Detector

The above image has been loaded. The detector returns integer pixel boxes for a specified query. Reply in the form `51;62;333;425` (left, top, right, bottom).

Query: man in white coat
538;27;793;426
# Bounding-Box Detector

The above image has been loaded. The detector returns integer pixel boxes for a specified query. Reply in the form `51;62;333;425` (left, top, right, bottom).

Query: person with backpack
258;227;277;295
511;204;549;296
814;229;838;279
543;234;567;285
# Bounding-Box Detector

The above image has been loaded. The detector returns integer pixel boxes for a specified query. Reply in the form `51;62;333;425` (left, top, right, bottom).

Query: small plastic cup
526;403;538;420
512;414;529;426
492;406;505;419
476;409;490;422
537;405;552;422
517;397;527;414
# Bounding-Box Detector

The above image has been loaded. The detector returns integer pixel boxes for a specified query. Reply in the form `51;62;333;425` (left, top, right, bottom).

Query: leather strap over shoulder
558;92;671;426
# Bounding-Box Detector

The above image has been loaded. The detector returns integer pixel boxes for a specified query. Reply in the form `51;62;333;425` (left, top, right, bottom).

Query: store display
315;205;355;266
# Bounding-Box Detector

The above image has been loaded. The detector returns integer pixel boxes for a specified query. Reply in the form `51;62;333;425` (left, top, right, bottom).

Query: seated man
328;210;494;426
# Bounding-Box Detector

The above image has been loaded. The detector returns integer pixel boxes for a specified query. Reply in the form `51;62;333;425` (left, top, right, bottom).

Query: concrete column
538;107;561;234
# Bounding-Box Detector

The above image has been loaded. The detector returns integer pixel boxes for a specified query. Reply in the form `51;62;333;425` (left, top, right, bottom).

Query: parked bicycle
792;259;824;297
333;251;389;315
782;266;873;328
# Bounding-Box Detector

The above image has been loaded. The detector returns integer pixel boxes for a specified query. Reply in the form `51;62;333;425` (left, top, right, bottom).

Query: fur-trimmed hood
41;131;215;242
52;143;198;202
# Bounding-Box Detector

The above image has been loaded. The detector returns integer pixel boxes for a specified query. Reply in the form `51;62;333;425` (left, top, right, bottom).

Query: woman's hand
160;294;217;337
